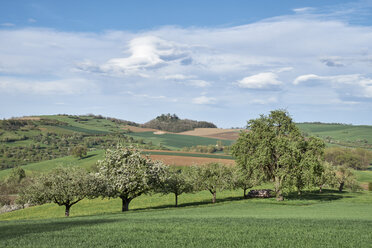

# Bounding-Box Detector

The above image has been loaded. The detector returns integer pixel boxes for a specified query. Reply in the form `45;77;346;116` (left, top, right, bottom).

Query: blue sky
1;0;372;127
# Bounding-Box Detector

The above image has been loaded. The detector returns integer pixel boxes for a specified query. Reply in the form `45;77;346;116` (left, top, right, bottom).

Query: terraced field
128;132;234;150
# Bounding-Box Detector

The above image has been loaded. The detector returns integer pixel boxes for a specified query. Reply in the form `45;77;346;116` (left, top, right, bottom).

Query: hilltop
142;113;217;133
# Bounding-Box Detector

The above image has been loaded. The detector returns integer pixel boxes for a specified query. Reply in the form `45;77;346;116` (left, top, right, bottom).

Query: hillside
297;123;372;149
142;113;217;133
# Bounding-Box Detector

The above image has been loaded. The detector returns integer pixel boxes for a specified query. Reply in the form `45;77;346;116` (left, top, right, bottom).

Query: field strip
143;150;233;159
148;154;235;166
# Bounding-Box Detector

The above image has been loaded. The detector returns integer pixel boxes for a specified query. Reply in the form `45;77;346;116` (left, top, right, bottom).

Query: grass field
297;123;372;148
128;132;234;150
1;190;371;247
0;150;105;180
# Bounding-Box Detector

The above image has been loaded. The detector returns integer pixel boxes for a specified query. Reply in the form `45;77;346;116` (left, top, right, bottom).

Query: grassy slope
297;123;372;144
128;132;234;150
1;190;371;247
0;150;105;180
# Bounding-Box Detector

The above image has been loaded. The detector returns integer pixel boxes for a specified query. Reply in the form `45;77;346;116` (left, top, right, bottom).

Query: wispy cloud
192;96;217;105
1;22;15;27
236;72;282;90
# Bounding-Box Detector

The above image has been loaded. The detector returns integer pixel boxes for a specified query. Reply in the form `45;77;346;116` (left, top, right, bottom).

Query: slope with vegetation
142;113;217;133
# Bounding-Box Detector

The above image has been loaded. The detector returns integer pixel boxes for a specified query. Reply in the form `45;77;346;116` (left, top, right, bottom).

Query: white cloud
1;23;15;27
0;77;97;95
192;96;217;105
98;36;190;75
293;74;372;99
236;72;282;89
187;80;211;88
293;74;322;85
293;7;315;13
163;74;193;80
28;18;37;23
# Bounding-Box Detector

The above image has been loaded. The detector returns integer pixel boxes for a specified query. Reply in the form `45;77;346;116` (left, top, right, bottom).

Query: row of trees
142;113;217;133
18;147;246;216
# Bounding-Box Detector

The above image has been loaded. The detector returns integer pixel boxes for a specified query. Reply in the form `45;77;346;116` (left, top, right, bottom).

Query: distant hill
296;122;372;149
142;113;217;133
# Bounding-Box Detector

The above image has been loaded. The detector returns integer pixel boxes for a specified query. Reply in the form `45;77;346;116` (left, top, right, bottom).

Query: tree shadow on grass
285;189;352;202
81;153;97;159
132;195;245;212
0;217;119;241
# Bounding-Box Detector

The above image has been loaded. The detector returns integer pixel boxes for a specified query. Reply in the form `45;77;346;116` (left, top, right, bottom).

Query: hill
297;123;372;149
142;113;217;133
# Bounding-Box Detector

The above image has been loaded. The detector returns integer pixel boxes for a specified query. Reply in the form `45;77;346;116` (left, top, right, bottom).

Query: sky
0;0;372;127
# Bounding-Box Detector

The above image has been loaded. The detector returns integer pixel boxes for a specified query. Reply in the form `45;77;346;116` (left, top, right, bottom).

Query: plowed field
149;154;235;166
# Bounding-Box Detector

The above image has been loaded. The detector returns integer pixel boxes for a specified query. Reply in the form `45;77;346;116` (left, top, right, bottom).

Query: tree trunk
275;176;283;201
212;192;216;203
175;193;178;207
243;188;247;199
65;204;71;217
339;182;344;192
121;197;132;212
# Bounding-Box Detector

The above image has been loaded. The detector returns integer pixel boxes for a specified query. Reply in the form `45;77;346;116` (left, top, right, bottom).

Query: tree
7;166;26;184
232;165;261;198
316;162;337;193
291;136;325;195
232;110;325;201
19;167;94;217
156;167;193;207
71;145;87;159
193;163;232;203
335;165;357;192
97;145;167;211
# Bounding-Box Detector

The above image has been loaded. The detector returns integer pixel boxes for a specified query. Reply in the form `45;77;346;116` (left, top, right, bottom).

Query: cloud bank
1;10;372;126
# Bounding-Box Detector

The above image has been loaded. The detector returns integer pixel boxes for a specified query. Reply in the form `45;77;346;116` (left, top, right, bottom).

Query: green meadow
128;132;234;150
1;190;371;247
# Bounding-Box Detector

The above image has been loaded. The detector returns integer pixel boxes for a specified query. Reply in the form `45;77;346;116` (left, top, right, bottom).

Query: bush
368;182;372;191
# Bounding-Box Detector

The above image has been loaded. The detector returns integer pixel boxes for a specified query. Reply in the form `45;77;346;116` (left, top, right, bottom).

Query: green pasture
129;132;234;150
0;150;105;180
40;115;121;133
297;123;372;144
143;151;233;159
1;190;371;247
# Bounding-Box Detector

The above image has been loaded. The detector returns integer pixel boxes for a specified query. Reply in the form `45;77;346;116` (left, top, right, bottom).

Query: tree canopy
232;110;325;200
19;167;94;216
97;145;167;211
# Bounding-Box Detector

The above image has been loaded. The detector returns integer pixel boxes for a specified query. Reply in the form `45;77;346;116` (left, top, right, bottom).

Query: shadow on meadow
133;195;244;211
0;218;119;241
287;189;345;200
133;189;352;211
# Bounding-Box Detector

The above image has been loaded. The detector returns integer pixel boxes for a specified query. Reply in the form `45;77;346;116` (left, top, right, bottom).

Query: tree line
142;113;217;133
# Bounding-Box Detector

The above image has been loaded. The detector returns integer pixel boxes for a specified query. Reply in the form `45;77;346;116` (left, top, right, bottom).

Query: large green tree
232;110;325;200
97;145;167;211
19;167;94;217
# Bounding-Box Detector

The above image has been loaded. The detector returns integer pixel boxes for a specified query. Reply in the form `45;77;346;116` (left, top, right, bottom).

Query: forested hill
142;113;217;133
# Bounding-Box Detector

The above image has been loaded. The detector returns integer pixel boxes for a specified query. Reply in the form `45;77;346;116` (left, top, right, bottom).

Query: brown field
179;128;244;140
149;154;235;166
122;125;161;133
15;117;41;121
143;149;232;157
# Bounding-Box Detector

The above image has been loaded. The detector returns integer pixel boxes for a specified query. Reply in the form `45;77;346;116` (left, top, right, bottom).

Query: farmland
128;131;234;150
